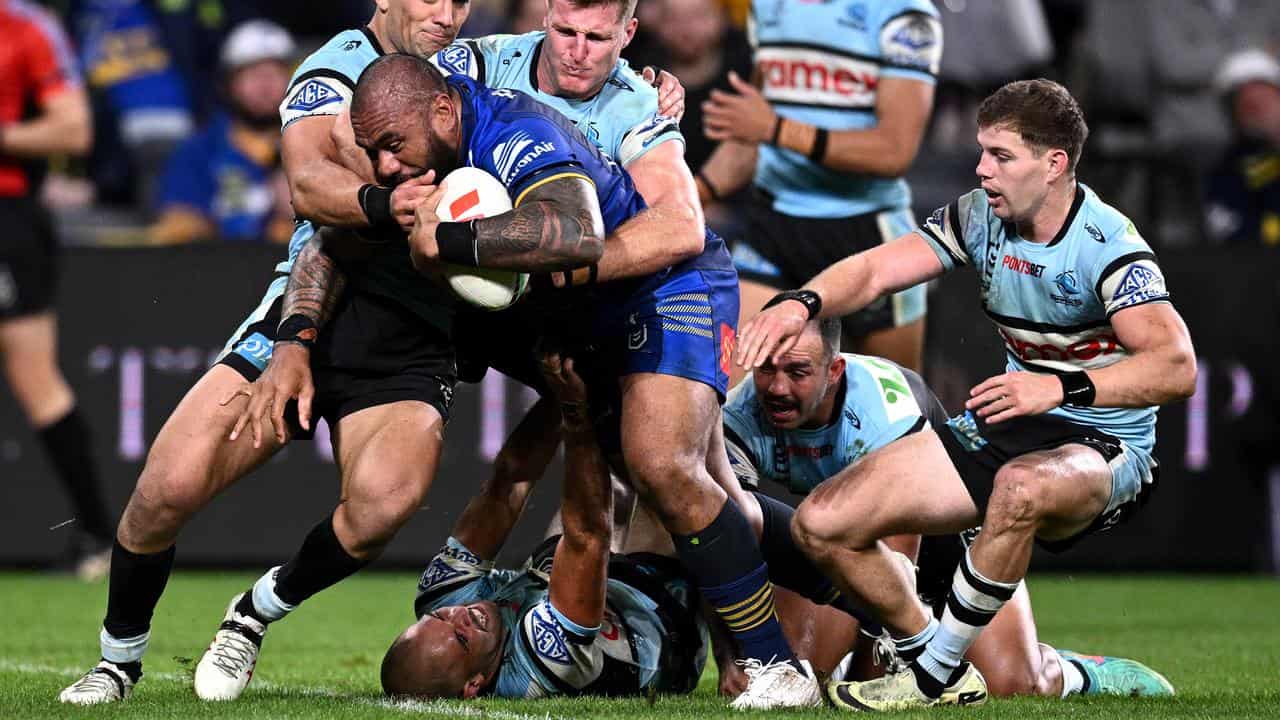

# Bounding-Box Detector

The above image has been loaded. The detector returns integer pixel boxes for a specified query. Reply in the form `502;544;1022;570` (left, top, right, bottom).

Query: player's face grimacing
352;96;460;187
541;0;638;99
390;601;506;698
975;124;1053;223
753;331;844;430
378;0;471;57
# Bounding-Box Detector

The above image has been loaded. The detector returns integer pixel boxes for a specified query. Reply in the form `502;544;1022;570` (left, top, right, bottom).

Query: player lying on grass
714;316;1174;701
738;79;1194;711
382;347;707;699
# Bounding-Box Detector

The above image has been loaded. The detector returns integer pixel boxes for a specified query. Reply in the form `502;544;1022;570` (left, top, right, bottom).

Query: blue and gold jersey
433;32;683;167
723;354;937;494
917;184;1172;455
415;538;681;698
749;0;941;218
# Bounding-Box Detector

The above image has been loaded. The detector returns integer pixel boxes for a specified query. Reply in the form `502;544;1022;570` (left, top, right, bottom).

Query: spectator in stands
505;0;547;34
1204;48;1280;246
1;0;114;579
148;20;296;245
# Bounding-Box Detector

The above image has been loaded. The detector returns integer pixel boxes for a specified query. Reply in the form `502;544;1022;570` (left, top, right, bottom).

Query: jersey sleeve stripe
464;39;487;82
947;200;963;244
288;68;356;93
1105;296;1172;319
1093;250;1158;299
513;170;595;207
916;224;964;266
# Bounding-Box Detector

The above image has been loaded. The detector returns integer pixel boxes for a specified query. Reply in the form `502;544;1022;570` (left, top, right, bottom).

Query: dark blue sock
673;500;795;663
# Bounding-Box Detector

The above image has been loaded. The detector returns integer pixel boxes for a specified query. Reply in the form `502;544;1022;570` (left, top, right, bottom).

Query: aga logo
437;45;470;76
287;80;343;113
531;605;571;664
418;558;463;590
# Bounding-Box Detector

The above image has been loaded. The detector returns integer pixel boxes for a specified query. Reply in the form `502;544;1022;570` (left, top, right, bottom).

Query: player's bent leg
964;582;1062;697
792;429;977;638
194;400;443;701
61;363;286;705
1055;650;1175;697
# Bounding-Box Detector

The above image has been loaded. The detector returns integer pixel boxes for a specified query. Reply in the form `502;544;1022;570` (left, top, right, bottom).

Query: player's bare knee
982;659;1041;697
791;503;845;563
986;465;1044;533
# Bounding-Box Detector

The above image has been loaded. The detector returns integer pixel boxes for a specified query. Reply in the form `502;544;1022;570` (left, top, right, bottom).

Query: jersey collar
360;26;387;55
1047;184;1086;247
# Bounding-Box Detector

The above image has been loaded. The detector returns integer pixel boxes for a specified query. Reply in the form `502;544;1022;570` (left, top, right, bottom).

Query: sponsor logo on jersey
881;13;942;74
234;332;273;370
607;76;633;92
1002;254;1046;278
1051;270;1084;306
839;3;868;30
342;39;362;51
843;407;861;429
757;46;878;109
492;131;557;184
719;323;736;376
627;312;648;350
531;605;572;664
437;45;470;76
1085;223;1105;243
998;327;1122;364
418;557;465;591
1115;265;1160;300
946;411;988;451
286;79;344;113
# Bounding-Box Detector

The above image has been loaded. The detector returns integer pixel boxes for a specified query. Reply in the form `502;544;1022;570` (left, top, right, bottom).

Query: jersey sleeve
22;7;82;104
518;597;604;691
877;6;944;83
413;537;496;618
431;40;485;81
278;48;360;129
609;65;684;167
474;111;594;204
915;189;984;271
1092;223;1171;317
848;355;927;449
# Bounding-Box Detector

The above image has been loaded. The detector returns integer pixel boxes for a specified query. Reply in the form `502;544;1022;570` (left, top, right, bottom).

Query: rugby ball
436;166;529;311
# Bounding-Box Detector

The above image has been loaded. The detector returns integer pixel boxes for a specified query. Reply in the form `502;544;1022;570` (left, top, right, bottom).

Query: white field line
0;659;571;719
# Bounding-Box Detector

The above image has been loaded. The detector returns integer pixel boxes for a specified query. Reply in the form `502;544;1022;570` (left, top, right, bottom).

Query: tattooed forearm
473;176;604;271
283;231;347;326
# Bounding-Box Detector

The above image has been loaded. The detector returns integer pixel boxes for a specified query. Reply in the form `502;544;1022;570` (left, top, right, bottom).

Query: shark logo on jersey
531;606;572;664
437;45;471;76
1051;270;1084;306
1112;264;1167;309
286;79;344;113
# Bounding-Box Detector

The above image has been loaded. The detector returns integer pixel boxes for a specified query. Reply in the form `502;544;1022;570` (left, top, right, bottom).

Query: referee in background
1;0;112;579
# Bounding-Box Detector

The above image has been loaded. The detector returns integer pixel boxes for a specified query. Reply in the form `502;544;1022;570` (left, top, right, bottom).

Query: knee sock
38;408;112;542
753;492;881;634
915;547;1017;696
240;514;366;623
673;499;796;664
101;541;176;679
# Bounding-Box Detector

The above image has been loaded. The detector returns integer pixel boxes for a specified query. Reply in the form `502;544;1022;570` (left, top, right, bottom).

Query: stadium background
1;0;1279;575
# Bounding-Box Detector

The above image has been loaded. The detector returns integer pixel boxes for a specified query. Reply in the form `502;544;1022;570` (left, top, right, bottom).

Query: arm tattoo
283;233;347;326
472;176;604;271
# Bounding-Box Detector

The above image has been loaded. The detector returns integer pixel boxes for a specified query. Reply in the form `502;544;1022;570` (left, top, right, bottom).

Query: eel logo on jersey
437;45;470;76
287;79;343;113
531;609;572;664
627;313;648;350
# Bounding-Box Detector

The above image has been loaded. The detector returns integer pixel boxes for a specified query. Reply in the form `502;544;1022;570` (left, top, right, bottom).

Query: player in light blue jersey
739;79;1193;711
720;317;1173;702
382;351;706;700
699;0;942;375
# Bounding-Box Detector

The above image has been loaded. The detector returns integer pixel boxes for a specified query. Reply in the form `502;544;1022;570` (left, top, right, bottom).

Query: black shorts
452;301;550;392
937;411;1157;553
732;195;927;338
0;197;58;319
218;288;457;429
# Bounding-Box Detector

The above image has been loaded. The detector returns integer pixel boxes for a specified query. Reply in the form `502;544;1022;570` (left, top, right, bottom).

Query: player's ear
375;0;391;14
461;673;486;699
828;353;845;385
1045;147;1070;183
621;16;638;47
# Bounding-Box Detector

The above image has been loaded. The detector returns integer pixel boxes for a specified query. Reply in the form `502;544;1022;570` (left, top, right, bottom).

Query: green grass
2;572;1278;719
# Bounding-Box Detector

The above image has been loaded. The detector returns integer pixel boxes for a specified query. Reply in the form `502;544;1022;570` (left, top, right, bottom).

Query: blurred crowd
6;0;1280;248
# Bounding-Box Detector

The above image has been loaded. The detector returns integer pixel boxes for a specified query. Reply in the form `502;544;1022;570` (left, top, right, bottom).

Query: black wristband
276;313;318;349
808;128;829;163
770;116;784;146
697;171;723;202
436;220;479;266
1059;371;1096;407
763;289;822;320
357;184;395;228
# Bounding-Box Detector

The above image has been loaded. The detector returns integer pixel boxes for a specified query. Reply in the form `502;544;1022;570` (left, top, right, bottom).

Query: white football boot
193;593;267;700
59;661;134;705
730;657;823;710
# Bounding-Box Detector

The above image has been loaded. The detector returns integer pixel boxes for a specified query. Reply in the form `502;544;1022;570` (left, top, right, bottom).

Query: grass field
2;572;1278;719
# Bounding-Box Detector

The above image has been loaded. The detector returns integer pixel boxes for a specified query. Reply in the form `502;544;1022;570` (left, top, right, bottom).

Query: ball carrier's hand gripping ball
436;167;529;310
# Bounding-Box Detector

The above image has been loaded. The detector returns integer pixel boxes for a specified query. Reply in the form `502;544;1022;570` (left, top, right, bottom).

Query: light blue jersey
916;184;1172;456
723;354;942;494
433;32;683;167
748;0;941;218
414;538;691;699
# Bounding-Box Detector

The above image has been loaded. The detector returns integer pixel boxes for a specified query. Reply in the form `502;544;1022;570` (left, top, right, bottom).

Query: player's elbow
1165;345;1198;402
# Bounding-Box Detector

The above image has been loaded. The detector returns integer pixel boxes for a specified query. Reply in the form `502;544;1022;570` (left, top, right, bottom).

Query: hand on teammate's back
734;299;808;369
642;66;686;121
221;343;315;448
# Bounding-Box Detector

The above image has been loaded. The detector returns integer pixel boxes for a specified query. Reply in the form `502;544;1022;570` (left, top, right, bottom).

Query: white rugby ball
436;166;528;311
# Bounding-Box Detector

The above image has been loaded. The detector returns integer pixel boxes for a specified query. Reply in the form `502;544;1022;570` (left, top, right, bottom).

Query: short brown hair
566;0;638;23
977;79;1089;172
